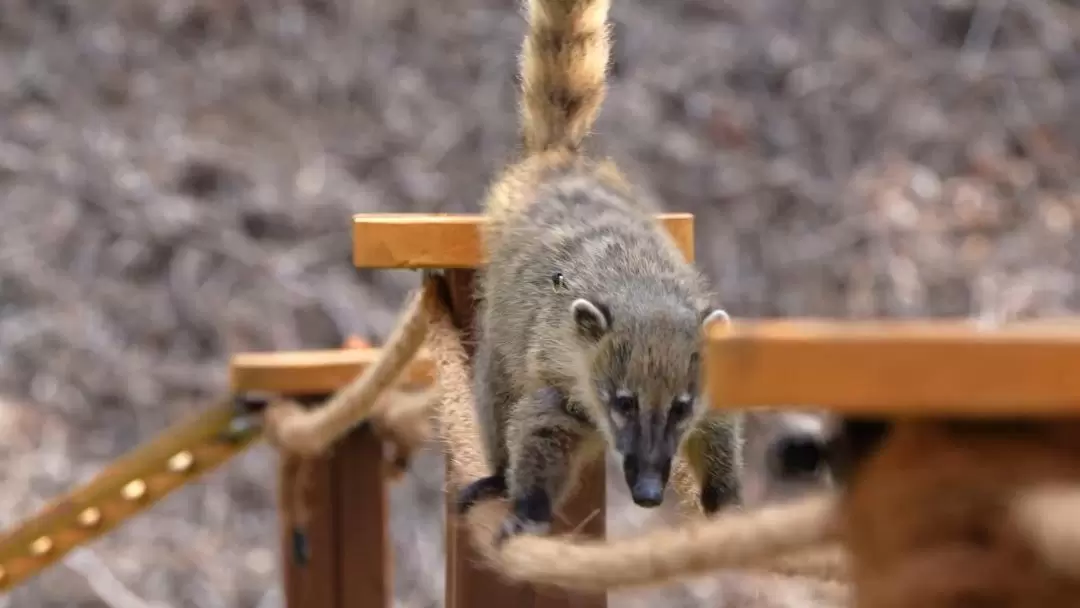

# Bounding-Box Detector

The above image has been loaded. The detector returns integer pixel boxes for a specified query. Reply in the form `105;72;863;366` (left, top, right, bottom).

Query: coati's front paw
456;473;508;514
700;479;741;515
493;488;554;546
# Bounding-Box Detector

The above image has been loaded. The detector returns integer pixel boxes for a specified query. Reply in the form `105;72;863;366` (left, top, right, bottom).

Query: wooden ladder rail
352;212;697;608
230;346;432;608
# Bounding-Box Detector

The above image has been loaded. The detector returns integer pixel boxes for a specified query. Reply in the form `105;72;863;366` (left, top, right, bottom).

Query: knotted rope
262;284;435;457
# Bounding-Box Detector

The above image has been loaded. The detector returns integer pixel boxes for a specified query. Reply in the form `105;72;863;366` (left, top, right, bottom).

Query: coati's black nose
630;473;664;507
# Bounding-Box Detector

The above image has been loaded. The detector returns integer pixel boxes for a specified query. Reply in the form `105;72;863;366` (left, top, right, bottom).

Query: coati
455;0;744;541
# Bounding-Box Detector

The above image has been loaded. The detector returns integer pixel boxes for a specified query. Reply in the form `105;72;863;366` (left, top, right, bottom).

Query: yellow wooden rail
0;400;260;592
706;318;1080;415
0;346;433;594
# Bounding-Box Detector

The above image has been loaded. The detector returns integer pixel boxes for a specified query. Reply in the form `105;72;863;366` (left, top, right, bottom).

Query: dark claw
700;478;741;515
494;487;553;545
456;473;508;514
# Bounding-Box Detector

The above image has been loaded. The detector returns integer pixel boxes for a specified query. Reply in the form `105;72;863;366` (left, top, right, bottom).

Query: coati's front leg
456;339;512;514
682;413;745;515
497;386;593;543
456;468;508;514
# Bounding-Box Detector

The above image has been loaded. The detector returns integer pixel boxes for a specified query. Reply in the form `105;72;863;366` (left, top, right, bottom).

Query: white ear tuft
702;308;732;329
571;298;611;342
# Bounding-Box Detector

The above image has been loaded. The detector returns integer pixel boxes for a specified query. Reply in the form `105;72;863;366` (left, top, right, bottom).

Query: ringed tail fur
519;0;612;155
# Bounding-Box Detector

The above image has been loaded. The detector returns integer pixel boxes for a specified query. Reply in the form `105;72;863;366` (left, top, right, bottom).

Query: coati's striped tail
519;0;612;154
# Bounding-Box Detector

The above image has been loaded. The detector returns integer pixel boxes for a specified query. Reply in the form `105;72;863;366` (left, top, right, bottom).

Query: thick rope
262;283;436;457
749;543;850;583
424;285;846;592
340;334;438;479
368;387;439;480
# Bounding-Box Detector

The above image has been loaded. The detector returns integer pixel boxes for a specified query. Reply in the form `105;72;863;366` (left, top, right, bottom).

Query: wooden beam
279;450;338;608
352;213;695;268
229;347;433;396
279;340;394;608
335;425;391;608
705;319;1080;416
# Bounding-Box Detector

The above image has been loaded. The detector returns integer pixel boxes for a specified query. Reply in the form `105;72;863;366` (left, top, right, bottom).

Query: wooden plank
352;213;695;268
441;269;607;608
229;348;433;396
335;425;391;608
281;451;338;608
705;318;1080;415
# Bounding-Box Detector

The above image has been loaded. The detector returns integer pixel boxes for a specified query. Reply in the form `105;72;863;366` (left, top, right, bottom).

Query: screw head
167;451;195;473
77;507;102;528
122;479;148;501
29;536;53;557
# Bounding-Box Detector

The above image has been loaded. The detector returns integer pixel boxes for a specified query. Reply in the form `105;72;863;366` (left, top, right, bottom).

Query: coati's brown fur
836;419;1080;608
457;0;743;540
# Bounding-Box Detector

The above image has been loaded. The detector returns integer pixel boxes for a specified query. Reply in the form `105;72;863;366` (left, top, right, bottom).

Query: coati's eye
613;393;637;416
550;272;566;290
670;397;692;422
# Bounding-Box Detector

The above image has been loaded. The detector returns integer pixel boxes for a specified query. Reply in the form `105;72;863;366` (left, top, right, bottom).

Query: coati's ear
700;307;731;330
571;298;612;342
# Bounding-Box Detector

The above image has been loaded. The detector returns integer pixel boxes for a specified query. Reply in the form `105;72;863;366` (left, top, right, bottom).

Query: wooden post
278;428;336;608
277;410;391;608
442;269;608;608
256;340;396;608
335;424;392;606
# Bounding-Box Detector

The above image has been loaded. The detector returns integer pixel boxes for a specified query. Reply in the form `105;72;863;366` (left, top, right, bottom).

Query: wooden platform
705;319;1080;415
352;212;696;268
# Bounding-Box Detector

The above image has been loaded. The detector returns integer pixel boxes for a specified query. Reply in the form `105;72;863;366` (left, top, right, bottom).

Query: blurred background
0;0;1077;606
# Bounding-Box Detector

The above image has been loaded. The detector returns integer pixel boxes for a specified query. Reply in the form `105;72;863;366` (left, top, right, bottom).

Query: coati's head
568;295;730;508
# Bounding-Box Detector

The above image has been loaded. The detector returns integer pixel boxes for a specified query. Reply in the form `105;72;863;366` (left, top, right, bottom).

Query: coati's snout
610;392;684;509
622;452;671;507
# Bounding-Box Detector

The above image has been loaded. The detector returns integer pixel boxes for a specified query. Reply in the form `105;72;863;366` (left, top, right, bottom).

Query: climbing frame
230;345;432;608
352;212;698;608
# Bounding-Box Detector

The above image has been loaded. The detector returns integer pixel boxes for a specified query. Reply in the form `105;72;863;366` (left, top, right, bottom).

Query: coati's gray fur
456;0;744;541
